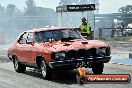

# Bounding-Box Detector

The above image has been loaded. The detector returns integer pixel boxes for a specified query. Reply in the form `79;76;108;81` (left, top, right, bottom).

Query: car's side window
27;32;34;43
34;32;45;43
18;32;28;44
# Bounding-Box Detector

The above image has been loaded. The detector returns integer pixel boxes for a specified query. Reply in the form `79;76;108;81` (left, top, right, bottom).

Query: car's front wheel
92;63;104;74
13;56;26;73
40;61;52;80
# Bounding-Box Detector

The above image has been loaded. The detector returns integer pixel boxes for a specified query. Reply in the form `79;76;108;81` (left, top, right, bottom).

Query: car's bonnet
37;40;108;52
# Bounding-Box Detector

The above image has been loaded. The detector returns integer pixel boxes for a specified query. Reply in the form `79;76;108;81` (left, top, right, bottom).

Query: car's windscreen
34;29;81;42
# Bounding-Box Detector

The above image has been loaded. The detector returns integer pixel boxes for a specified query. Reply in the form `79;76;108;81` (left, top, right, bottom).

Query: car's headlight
55;51;66;60
96;48;106;55
96;47;111;56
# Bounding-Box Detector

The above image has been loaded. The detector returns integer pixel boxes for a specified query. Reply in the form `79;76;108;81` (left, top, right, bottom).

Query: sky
99;0;132;13
0;0;60;11
0;0;132;13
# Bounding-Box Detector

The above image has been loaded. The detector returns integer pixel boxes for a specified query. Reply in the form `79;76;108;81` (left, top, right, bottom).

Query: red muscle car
8;27;111;79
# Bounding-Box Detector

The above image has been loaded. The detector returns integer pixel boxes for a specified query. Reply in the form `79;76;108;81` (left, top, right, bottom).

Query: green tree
6;4;18;17
118;5;132;13
24;0;36;15
80;0;99;4
0;4;5;16
59;0;71;5
59;0;99;5
118;5;132;27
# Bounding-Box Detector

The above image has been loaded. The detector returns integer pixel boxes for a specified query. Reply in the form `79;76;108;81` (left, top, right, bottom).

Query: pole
67;11;69;27
57;12;59;27
93;13;95;39
61;12;62;27
57;12;63;27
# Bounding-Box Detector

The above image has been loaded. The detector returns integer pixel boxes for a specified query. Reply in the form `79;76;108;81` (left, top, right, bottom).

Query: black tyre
13;56;26;73
40;61;52;80
92;63;104;74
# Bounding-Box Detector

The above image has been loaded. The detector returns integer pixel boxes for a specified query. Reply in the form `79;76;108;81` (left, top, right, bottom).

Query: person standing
79;17;91;39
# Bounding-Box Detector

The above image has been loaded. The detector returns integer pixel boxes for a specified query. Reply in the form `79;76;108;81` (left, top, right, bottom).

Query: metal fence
95;28;132;38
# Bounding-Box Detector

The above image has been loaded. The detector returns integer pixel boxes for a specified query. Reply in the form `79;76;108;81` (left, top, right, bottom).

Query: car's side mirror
27;40;34;45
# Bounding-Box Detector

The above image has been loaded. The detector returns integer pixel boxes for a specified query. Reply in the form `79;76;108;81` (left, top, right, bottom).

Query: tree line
0;0;132;30
0;0;57;30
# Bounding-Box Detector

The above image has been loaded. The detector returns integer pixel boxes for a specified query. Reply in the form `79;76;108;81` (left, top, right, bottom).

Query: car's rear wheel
13;56;26;73
40;61;52;80
92;63;104;74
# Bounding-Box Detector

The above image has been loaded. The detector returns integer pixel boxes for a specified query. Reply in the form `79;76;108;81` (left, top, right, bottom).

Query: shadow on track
24;69;78;85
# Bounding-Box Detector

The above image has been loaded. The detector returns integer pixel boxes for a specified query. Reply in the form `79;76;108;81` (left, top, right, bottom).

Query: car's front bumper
49;56;111;69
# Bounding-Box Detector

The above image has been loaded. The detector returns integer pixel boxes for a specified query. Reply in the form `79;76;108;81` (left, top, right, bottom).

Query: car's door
16;32;28;62
25;32;36;63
